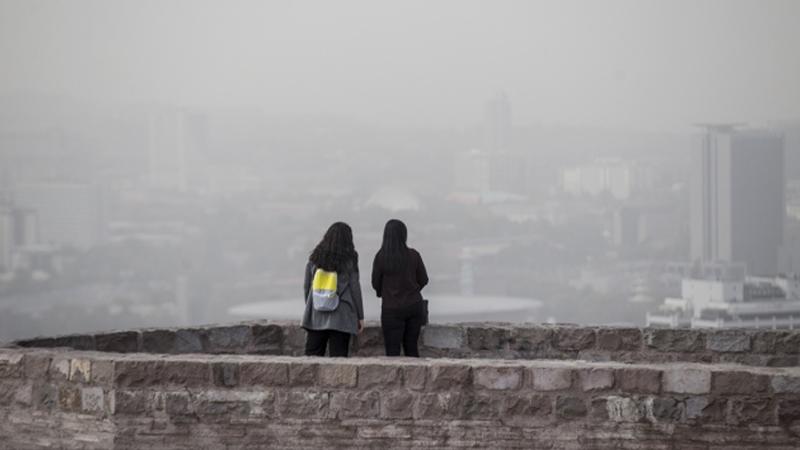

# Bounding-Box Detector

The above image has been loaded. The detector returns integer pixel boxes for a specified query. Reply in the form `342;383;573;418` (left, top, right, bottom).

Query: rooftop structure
647;274;800;329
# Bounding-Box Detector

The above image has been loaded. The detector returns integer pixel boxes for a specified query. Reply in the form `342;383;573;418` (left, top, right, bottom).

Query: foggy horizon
2;0;800;132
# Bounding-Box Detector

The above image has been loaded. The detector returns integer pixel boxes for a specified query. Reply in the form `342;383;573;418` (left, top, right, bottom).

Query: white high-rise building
691;125;785;276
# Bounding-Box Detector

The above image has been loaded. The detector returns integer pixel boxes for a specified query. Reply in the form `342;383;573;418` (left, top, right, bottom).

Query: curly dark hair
309;222;358;272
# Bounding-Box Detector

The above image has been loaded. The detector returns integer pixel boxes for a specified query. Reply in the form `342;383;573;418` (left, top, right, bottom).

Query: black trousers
305;329;350;357
381;301;425;357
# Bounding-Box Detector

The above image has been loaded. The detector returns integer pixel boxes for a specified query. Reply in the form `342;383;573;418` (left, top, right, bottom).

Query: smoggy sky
1;0;798;131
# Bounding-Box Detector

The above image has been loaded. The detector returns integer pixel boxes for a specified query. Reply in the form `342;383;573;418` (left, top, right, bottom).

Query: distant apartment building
13;183;103;249
454;94;527;196
0;208;12;270
646;269;800;330
560;158;653;201
147;110;207;192
483;92;512;152
690;125;785;276
0;206;39;271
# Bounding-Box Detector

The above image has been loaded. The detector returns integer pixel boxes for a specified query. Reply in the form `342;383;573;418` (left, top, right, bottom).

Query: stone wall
13;321;800;367
2;346;800;449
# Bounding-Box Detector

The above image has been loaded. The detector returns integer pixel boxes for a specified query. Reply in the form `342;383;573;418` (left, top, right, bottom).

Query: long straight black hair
376;219;409;273
309;222;358;272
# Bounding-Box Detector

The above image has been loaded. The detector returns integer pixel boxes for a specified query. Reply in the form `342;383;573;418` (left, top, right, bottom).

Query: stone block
412;392;462;419
32;382;58;410
766;355;799;367
502;393;552;419
165;391;191;415
606;396;642;422
712;371;769;395
555;396;587;419
778;399;800;426
756;331;800;354
644;329;705;353
113;360;162;387
615;368;661;394
49;356;70;381
51;334;96;350
771;375;800;393
175;329;204;353
193;390;258;417
684;396;707;421
402;365;427;390
161;361;211;387
705;330;751;353
22;353;50;379
276;390;329;418
330;391;379;418
646;397;683;422
319;364;357;387
58;385;81;412
0;380;17;405
728;397;776;426
422;325;466;349
288;362;318;386
81;387;105;414
663;368;711;394
474;366;522;390
283;325;307;355
352;326;383;355
511;327;553;353
95;331;140;353
205;325;252;353
358;363;401;389
13;382;32;406
113;390;150;415
531;367;572;391
212;362;240;387
251;324;284;354
553;327;596;351
0;352;23;378
752;331;780;354
69;358;91;383
91;360;115;385
596;328;642;351
240;361;289;386
467;326;512;351
459;392;502;419
141;330;177;354
380;390;416;419
429;364;471;389
578;368;614;392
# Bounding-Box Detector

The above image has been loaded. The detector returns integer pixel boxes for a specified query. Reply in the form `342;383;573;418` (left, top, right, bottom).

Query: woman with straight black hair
371;219;429;357
302;222;364;357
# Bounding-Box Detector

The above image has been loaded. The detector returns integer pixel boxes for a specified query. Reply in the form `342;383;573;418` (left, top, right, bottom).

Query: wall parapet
2;345;800;448
11;321;800;367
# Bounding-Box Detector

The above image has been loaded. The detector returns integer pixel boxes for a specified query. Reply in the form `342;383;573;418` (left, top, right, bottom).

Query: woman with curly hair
302;222;364;357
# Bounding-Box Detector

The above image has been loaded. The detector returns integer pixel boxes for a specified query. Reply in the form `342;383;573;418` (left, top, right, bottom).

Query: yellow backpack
311;268;340;311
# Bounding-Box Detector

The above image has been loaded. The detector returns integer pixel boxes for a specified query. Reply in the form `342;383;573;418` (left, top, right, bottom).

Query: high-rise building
13;183;104;249
483;92;512;152
147;110;207;192
0;207;13;270
690;125;784;276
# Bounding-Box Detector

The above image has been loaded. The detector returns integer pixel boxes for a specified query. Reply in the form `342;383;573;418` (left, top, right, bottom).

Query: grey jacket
301;259;364;335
